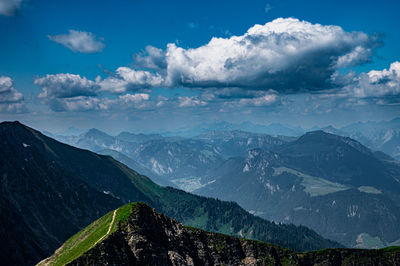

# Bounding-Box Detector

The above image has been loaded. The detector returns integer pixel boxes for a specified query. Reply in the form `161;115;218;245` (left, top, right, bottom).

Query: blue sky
0;0;399;133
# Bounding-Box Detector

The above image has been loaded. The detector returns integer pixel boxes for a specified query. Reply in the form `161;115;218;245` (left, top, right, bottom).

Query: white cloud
345;61;400;97
48;30;105;53
118;93;150;109
133;46;167;70
238;93;278;106
0;0;23;16
163;18;374;91
0;76;23;103
178;96;207;107
0;75;25;113
100;67;164;93
48;93;151;112
33;73;154;112
125;18;375;93
35;73;100;98
49;96;106;112
51;18;375;99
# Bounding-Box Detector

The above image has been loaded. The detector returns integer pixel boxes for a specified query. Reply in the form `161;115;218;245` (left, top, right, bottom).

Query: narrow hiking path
107;210;117;235
91;209;117;248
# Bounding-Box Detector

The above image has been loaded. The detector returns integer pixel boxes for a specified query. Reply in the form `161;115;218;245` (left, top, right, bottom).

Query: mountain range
0;121;339;265
47;124;400;249
49;128;294;191
196;131;400;248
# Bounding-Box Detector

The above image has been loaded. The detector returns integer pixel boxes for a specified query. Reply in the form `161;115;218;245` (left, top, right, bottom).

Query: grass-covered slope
40;203;400;266
38;203;137;266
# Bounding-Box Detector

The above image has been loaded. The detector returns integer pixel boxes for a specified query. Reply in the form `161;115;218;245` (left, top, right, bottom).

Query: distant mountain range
0;121;339;265
47;123;400;249
50;128;295;191
196;131;400;248
47;117;400;160
40;202;400;266
339;118;400;160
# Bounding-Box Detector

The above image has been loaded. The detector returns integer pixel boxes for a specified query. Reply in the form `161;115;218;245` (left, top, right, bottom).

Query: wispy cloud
0;0;23;16
187;22;199;29
264;3;272;13
48;30;105;53
46;93;151;112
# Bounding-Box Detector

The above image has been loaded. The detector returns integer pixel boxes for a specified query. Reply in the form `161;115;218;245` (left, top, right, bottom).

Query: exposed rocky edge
42;203;400;266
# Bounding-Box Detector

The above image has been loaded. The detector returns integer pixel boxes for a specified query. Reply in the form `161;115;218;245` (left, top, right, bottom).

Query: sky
0;0;399;134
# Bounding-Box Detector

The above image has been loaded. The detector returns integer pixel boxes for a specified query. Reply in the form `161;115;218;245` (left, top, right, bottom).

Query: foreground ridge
40;202;400;266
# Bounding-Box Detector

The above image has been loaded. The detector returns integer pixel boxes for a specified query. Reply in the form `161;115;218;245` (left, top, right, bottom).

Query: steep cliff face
41;203;400;266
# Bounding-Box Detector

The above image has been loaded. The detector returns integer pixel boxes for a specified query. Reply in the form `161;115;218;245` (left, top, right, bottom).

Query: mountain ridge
40;202;400;266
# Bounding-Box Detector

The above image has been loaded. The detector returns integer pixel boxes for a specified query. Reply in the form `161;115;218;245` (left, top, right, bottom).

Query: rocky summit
41;202;400;266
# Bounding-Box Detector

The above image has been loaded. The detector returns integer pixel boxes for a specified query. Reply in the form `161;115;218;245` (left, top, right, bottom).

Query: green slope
38;203;138;266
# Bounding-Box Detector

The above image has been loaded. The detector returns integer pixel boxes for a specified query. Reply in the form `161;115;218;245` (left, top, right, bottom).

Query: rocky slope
40;203;400;266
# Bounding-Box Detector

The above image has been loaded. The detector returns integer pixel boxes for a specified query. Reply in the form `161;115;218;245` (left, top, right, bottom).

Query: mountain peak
83;128;113;139
305;130;331;136
0;120;26;129
280;130;374;159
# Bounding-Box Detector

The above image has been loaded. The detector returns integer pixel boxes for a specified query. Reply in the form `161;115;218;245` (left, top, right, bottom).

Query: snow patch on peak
382;130;393;144
347;205;359;218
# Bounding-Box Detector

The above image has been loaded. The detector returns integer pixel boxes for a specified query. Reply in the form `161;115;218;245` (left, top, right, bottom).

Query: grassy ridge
41;202;400;266
39;203;138;266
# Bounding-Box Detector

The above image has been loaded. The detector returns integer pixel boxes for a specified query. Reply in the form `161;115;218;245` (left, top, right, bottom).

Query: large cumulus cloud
79;18;378;95
130;18;376;93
